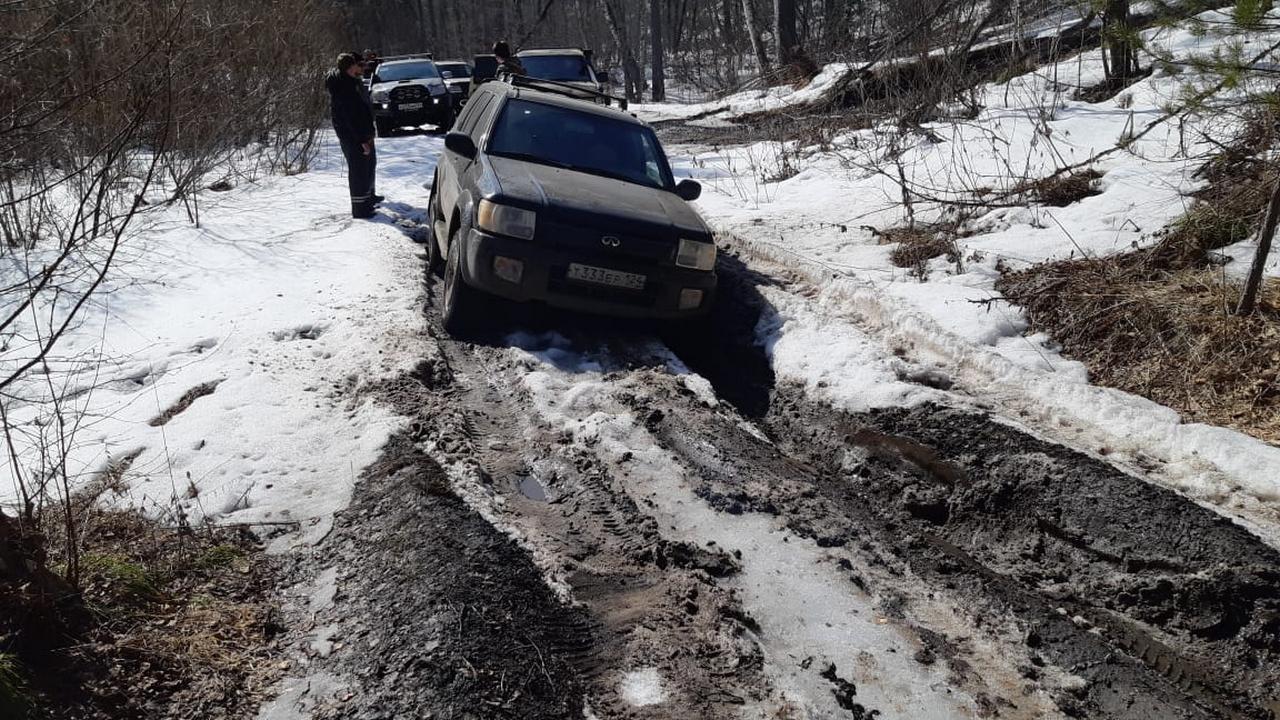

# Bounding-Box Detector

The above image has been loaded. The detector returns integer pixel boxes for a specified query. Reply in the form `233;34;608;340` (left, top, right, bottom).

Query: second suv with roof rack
515;48;621;108
368;56;454;135
425;76;714;335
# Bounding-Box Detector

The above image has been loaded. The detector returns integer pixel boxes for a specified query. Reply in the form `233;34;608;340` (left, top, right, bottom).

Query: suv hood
487;156;707;239
371;78;446;95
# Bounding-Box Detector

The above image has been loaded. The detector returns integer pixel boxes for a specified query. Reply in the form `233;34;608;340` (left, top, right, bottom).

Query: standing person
362;49;381;77
493;41;525;77
326;53;382;219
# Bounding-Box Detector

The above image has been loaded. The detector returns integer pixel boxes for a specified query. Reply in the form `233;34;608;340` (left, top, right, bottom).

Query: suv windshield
374;61;440;82
488;99;671;190
438;63;471;78
519;55;593;82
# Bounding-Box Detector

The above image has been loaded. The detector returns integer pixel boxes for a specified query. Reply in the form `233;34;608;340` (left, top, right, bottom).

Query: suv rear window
374;61;440;82
438;63;471;78
487;99;671;190
519;55;593;82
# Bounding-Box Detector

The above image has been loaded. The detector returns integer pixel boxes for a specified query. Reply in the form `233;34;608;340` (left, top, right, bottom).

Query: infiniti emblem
601;235;621;248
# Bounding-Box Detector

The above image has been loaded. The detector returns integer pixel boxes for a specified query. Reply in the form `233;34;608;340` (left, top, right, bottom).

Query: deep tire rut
312;249;1280;719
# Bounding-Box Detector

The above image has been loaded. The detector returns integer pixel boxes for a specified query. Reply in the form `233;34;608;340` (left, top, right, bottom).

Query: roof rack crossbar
498;73;629;110
379;52;434;62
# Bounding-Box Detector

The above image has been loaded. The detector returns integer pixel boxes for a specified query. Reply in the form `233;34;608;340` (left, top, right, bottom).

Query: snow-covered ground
643;10;1280;532
0;133;441;548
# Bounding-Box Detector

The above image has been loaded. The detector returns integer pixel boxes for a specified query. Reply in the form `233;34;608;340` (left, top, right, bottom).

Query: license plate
566;263;645;290
399;102;423;111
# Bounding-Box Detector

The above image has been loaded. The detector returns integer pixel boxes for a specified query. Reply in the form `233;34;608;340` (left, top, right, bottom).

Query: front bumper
460;229;716;320
374;98;452;127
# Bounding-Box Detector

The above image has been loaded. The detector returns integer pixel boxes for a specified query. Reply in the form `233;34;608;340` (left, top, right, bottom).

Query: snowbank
1;133;439;547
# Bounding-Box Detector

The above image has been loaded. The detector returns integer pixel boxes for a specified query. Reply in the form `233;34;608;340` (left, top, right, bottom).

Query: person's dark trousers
368;142;380;202
340;138;376;218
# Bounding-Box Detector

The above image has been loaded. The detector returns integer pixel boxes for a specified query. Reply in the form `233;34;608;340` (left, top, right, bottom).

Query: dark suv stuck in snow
426;76;714;335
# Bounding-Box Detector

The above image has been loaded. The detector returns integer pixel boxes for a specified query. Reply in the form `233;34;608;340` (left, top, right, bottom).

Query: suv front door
438;89;500;239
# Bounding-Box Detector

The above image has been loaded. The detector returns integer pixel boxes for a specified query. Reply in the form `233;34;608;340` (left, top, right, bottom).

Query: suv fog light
679;288;704;310
493;256;524;284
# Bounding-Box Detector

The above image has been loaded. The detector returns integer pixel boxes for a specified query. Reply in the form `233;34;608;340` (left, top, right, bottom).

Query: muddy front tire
376;119;392;138
441;229;485;337
426;179;445;276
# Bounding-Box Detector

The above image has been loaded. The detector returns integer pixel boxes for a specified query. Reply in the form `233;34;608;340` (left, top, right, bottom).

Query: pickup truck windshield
488;99;672;190
374;61;440;82
519;55;593;82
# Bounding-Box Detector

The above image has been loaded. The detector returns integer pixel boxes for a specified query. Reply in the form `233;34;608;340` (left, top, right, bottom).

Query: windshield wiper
489;151;573;170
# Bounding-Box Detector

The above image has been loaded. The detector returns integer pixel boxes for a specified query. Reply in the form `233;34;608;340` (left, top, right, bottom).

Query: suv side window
453;92;486;134
459;93;494;137
469;95;503;141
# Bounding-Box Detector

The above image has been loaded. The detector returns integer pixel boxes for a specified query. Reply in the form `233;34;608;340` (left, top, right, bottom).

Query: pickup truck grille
390;85;427;102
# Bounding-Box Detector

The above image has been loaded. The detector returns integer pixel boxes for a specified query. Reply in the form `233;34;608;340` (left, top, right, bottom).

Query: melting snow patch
619;667;666;707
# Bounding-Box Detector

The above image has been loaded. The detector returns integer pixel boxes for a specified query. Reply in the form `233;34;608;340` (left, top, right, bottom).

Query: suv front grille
390;85;427;102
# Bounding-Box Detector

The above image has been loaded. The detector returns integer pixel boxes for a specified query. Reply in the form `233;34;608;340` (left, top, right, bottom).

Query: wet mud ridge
299;249;1280;718
309;437;592;719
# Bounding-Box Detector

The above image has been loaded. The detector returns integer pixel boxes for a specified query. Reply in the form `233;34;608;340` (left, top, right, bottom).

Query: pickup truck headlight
428;83;446;96
477;200;536;240
676;238;716;271
371;89;389;103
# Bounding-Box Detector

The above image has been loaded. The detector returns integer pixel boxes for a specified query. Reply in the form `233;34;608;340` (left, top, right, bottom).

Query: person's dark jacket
326;70;374;144
496;57;525;77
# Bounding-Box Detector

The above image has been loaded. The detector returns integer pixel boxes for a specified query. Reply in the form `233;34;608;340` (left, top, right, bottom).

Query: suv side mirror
445;132;477;159
675;179;701;201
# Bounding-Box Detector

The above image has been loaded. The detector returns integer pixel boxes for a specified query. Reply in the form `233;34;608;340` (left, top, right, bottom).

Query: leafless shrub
0;0;339;663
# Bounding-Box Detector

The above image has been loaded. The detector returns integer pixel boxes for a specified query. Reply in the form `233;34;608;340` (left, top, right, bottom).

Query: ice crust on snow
619;667;667;706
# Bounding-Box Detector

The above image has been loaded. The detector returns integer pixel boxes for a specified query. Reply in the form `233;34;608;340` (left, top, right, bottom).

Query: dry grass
13;509;285;720
876;225;960;279
1012;167;1104;207
998;111;1280;443
1000;259;1280;442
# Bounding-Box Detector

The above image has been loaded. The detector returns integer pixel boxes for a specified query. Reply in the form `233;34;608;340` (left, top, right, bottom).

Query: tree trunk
742;0;770;75
774;0;796;66
600;0;642;100
1237;175;1280;316
1104;0;1134;82
650;0;665;101
415;0;428;51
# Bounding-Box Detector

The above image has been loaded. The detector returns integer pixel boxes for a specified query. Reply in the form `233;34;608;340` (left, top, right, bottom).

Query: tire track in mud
653;251;1280;719
360;273;775;718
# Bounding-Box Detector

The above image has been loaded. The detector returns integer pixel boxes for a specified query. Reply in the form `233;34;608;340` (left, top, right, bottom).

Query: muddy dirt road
280;232;1280;719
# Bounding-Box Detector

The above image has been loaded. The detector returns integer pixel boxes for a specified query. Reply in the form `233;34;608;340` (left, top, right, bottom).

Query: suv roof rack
499;72;628;110
516;47;594;62
379;52;434;62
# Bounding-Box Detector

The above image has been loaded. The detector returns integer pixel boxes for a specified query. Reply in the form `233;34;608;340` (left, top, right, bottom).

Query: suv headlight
477;200;536;240
676;238;716;271
429;83;446;96
371;89;389;103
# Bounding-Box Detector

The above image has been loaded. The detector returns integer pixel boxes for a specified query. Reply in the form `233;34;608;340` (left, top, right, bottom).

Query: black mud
309;434;591;719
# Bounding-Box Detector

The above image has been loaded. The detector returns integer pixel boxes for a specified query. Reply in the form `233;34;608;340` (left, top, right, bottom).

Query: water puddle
517;474;547;501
